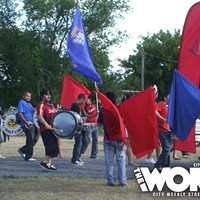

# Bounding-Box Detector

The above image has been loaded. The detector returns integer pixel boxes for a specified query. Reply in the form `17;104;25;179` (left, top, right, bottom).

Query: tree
120;30;181;95
0;0;131;108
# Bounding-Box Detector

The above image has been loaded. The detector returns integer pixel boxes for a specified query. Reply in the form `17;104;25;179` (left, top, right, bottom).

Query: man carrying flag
96;89;127;187
67;8;102;84
154;92;173;172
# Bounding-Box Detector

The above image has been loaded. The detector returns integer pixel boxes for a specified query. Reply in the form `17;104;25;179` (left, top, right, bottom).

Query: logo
1;111;23;136
71;27;85;45
134;166;200;197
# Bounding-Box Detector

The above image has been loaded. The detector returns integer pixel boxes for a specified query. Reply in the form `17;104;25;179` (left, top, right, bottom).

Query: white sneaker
78;158;84;164
26;158;36;162
145;158;156;164
0;154;6;159
72;160;83;166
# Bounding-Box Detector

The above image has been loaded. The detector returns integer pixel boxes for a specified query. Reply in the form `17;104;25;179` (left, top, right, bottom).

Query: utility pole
141;49;145;91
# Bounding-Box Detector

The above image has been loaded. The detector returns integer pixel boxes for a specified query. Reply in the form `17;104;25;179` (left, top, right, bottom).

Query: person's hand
45;123;53;130
25;121;32;129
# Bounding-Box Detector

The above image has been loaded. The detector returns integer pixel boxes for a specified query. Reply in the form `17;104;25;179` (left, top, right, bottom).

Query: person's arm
37;114;53;130
18;112;32;128
37;104;53;130
155;110;166;122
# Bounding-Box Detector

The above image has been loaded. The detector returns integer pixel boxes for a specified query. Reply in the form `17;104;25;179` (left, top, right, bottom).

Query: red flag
60;74;91;109
95;88;126;143
118;87;159;159
175;2;200;153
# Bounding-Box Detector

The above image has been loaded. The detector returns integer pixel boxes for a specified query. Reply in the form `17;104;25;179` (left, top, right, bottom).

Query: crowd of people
0;86;192;186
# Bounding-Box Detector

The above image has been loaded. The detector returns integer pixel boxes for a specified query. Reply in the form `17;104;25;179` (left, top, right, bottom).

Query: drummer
37;89;59;171
17;91;39;161
70;93;87;165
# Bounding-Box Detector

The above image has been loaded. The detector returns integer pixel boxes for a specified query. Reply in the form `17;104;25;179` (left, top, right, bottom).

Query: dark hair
105;92;116;105
121;93;132;102
77;93;86;100
161;92;168;101
23;91;31;96
40;89;51;97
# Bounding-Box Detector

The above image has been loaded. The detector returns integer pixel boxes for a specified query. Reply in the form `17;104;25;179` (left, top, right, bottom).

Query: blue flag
67;8;102;84
167;69;200;141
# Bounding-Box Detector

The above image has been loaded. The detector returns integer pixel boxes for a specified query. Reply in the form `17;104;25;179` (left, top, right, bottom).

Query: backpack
15;112;21;124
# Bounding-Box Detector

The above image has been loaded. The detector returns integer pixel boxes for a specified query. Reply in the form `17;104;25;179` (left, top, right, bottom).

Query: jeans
86;126;98;158
155;131;173;168
104;140;127;185
80;130;90;156
20;125;39;160
71;133;82;162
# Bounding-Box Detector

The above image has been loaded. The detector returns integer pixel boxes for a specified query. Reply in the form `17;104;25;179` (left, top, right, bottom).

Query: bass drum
1;109;23;136
50;110;83;139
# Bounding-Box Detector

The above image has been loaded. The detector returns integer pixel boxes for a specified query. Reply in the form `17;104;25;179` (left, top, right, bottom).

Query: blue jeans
155;132;173;168
71;133;82;162
80;130;90;156
88;126;98;158
104;140;127;185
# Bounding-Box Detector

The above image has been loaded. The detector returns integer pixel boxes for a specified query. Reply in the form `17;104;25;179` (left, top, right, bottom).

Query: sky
110;0;200;70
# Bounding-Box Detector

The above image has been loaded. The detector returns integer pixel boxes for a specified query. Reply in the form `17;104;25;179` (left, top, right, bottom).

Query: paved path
0;156;198;178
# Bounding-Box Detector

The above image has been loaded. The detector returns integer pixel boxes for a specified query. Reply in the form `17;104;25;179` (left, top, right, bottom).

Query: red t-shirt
37;102;57;133
85;104;97;123
156;102;169;132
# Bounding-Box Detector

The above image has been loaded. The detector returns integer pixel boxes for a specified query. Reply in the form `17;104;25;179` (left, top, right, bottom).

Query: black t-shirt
70;102;81;115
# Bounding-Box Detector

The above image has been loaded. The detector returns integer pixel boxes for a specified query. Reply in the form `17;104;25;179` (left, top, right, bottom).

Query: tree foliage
0;0;131;108
120;30;181;96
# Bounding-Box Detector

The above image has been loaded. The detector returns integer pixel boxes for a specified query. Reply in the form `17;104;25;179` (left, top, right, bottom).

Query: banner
95;88;126;143
175;2;200;153
118;87;159;159
67;8;102;84
167;69;200;141
60;74;91;109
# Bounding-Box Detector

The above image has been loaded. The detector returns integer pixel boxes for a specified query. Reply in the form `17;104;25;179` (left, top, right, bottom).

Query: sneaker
71;160;83;166
40;162;58;171
107;183;115;186
18;149;25;158
145;158;156;164
0;154;6;159
25;158;36;162
78;158;84;164
49;164;58;171
182;155;189;159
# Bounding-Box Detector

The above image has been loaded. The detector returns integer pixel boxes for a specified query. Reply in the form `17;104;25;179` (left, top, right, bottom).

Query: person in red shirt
146;85;161;164
98;92;127;186
154;92;173;171
83;98;98;159
37;89;59;171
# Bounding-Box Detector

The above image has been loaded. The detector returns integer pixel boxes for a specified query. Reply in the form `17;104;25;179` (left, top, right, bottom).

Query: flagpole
94;82;99;113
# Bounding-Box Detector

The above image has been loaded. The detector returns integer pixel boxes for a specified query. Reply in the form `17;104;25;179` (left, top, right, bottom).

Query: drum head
1;110;23;136
50;110;82;139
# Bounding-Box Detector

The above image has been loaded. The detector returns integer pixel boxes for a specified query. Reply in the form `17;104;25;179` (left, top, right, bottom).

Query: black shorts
40;130;59;158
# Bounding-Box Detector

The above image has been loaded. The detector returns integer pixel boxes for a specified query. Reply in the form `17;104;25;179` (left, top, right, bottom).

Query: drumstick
52;128;64;132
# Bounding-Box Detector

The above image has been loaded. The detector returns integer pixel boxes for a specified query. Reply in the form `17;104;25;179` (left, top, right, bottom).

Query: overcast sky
110;0;200;70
